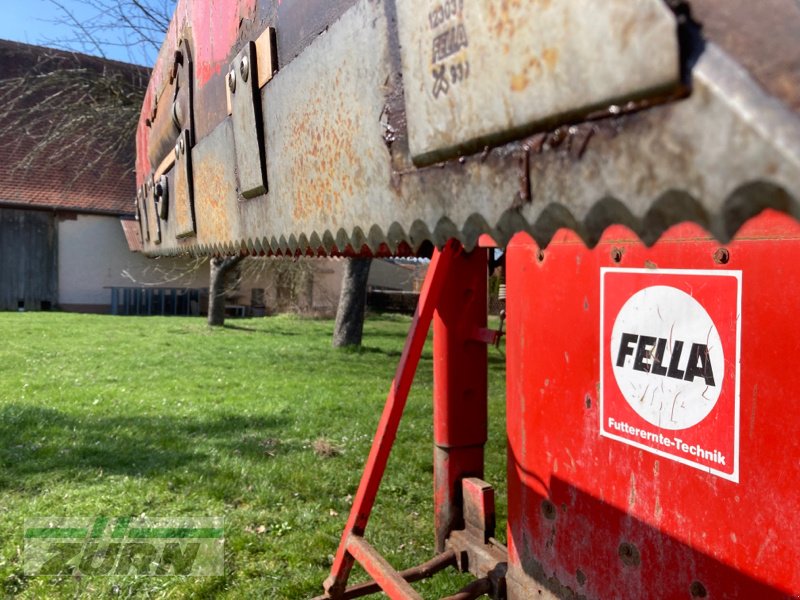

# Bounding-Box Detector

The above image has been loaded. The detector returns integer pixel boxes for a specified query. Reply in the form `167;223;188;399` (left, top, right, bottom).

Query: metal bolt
174;141;181;157
611;247;623;263
713;247;730;265
179;138;185;155
227;70;236;93
618;542;640;567
541;500;557;521
689;581;708;598
240;56;249;82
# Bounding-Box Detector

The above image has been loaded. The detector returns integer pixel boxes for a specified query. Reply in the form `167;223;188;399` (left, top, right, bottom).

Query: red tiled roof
0;40;149;216
120;218;144;252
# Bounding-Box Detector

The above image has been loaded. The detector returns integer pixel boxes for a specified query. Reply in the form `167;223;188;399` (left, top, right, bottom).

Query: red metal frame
433;248;489;550
323;241;491;599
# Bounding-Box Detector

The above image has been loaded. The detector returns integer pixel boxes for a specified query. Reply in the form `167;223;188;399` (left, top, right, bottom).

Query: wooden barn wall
0;209;58;310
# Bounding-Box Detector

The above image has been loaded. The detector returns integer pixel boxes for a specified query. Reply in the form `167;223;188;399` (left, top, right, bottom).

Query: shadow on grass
335;345;403;359
220;323;301;335
0;405;291;489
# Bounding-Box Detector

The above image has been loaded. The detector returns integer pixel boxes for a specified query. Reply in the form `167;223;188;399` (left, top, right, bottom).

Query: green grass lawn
0;312;506;598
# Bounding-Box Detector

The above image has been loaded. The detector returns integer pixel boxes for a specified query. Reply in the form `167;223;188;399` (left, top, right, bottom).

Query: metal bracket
155;175;169;220
147;38;194;172
173;129;196;238
145;178;161;245
445;479;508;599
228;41;269;199
135;186;149;243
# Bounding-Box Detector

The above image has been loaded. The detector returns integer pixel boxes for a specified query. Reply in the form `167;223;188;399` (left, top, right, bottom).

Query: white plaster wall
58;214;206;308
368;260;426;291
57;216;427;312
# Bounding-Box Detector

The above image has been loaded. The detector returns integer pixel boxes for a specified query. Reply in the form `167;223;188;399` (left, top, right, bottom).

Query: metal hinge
145;37;196;241
144;178;161;245
227;28;277;199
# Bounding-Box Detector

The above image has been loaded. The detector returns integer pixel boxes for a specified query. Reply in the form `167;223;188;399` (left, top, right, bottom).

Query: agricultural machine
135;0;800;597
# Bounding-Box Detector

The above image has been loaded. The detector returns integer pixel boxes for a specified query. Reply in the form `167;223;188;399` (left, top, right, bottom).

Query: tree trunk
208;255;245;326
332;257;372;347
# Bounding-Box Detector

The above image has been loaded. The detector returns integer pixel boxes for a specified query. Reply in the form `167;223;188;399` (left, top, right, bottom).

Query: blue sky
0;0;163;65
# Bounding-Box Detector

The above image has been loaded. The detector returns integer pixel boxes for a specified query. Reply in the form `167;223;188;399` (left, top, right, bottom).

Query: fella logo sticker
600;268;741;482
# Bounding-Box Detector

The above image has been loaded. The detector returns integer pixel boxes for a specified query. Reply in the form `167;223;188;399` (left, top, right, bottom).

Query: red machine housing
505;209;800;598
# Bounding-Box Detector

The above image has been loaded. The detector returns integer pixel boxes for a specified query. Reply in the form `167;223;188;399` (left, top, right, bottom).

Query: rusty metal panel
191;119;240;250
257;0;395;253
144;179;161;245
511;44;800;246
137;0;800;258
173;130;196;238
395;0;681;165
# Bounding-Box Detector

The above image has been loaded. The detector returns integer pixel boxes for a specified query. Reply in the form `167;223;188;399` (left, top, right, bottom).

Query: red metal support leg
433;248;489;551
323;240;462;598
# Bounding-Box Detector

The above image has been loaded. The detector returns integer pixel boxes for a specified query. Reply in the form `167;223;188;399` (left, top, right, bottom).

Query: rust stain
192;138;238;243
489;0;550;38
511;73;530;92
288;67;359;225
510;56;543;92
542;47;559;71
508;46;557;93
620;17;636;51
628;472;636;508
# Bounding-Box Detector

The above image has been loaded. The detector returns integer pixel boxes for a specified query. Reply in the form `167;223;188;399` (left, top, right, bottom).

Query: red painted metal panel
505;209;800;598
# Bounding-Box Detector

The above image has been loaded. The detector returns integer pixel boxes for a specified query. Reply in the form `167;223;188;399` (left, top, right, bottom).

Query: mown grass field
0;312;506;598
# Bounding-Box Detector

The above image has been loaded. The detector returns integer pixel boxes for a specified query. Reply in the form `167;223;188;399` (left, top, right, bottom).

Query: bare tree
208;255;245;326
43;0;174;66
0;51;147;186
0;0;171;185
332;258;372;347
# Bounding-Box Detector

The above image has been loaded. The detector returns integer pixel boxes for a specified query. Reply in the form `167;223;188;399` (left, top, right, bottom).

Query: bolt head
240;56;249;82
227;70;236;93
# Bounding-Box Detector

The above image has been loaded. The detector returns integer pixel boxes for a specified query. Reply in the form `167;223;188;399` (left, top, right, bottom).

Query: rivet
227;70;236;93
240;56;249;82
713;248;730;265
618;542;640;567
689;581;707;598
541;500;557;521
611;247;623;263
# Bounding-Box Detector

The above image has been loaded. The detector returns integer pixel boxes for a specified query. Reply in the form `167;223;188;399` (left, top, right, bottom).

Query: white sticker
610;285;724;430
